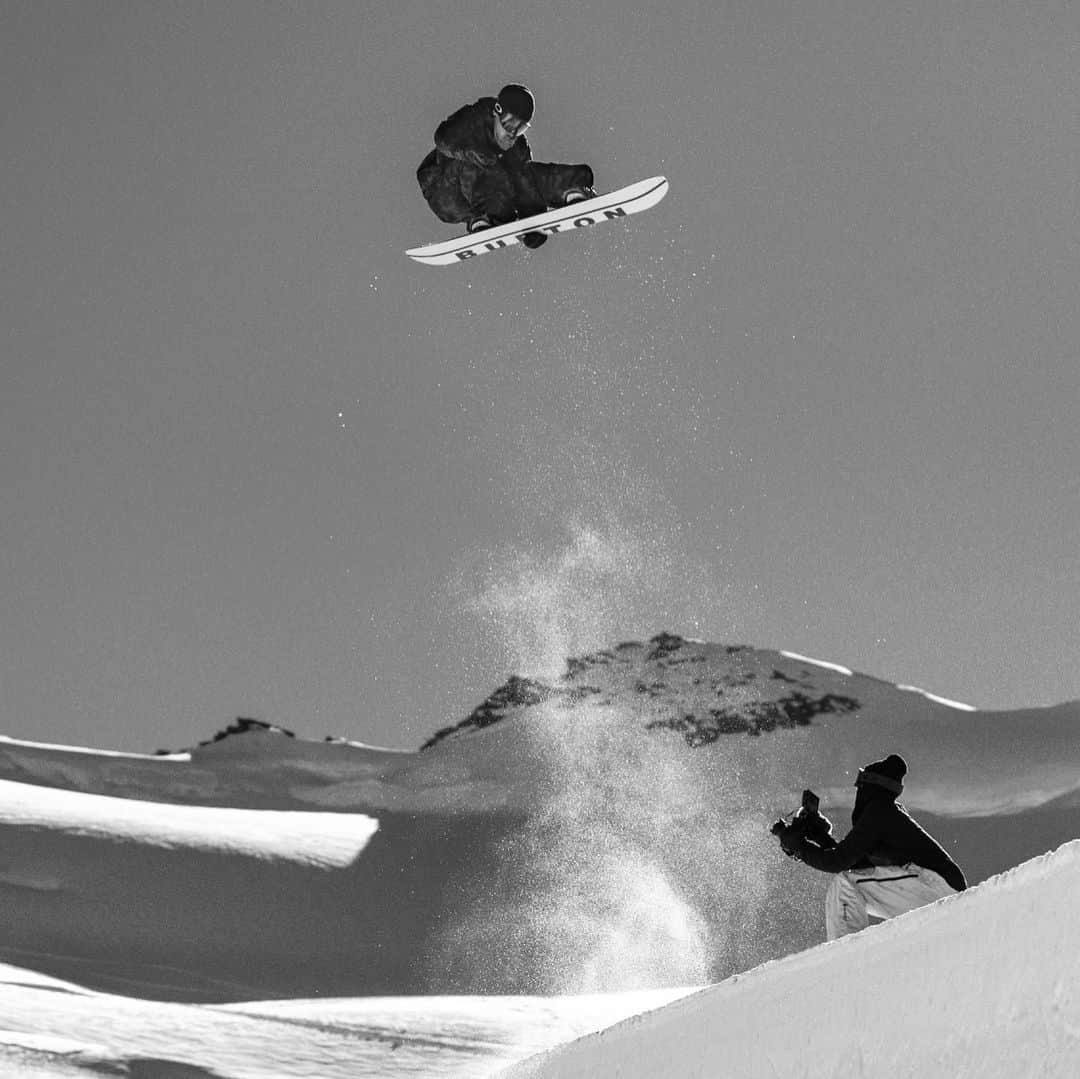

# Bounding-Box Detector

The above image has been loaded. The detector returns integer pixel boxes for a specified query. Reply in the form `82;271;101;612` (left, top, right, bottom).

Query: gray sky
3;0;1077;752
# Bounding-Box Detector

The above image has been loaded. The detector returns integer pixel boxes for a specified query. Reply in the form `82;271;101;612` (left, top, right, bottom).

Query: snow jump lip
406;175;669;265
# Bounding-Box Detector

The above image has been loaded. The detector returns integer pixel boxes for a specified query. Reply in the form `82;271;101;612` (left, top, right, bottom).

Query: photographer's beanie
856;754;907;797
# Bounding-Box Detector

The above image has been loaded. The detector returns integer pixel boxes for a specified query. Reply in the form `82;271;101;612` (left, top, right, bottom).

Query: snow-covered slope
0;964;690;1079
498;840;1080;1079
0;635;1077;1004
0;634;1076;1076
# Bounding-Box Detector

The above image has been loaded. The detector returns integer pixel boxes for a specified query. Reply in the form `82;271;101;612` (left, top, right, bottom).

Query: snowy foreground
0;962;688;1078
0;636;1076;1076
1;836;1076;1079
0;778;691;1077
500;840;1080;1078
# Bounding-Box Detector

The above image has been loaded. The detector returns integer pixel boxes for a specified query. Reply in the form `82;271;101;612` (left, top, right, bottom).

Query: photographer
775;754;967;940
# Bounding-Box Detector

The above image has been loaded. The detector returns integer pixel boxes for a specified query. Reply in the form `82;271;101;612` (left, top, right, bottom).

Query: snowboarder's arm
434;103;499;167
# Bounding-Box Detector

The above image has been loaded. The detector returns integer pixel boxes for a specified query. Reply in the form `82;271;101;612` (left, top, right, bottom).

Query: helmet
496;84;535;123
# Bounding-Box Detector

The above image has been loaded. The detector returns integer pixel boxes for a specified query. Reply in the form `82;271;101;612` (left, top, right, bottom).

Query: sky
2;0;1077;753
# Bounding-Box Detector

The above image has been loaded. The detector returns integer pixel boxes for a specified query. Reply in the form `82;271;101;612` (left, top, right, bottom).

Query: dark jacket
417;99;593;225
416;98;533;223
433;97;533;172
796;788;967;892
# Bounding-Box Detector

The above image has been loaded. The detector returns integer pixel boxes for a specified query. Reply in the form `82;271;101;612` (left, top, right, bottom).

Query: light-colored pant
825;863;958;940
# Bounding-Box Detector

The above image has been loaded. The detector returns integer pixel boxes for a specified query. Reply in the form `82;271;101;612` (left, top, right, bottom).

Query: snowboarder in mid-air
773;754;967;939
416;83;595;250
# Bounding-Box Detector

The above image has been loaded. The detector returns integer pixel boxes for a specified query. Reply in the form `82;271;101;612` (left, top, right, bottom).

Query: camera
771;789;834;847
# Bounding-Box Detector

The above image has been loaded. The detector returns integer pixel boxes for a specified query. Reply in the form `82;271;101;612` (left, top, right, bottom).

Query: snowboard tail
406;176;669;266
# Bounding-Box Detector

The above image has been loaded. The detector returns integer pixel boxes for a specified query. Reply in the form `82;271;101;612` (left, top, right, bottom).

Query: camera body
771;789;834;848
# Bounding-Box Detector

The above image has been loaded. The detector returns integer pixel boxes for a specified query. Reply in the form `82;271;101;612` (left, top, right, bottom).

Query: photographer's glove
776;824;805;859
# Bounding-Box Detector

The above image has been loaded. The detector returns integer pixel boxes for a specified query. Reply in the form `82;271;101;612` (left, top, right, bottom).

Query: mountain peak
421;633;863;750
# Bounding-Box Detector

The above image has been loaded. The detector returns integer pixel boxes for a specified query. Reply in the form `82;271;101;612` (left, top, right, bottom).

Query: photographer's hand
776;824;805;859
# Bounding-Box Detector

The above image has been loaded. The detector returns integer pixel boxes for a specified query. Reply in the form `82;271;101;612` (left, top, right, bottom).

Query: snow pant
825;863;960;940
417;151;594;225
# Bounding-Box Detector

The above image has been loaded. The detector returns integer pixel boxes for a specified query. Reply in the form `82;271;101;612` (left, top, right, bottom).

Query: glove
776;824;805;859
800;809;833;845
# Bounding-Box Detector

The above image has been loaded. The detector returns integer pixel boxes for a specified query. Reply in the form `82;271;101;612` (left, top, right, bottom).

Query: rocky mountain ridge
422;632;864;749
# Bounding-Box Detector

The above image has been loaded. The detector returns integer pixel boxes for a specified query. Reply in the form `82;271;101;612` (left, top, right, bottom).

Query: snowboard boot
466;215;493;234
563;187;597;205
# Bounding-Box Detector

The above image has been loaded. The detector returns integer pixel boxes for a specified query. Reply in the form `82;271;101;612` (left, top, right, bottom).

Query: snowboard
406;175;669;266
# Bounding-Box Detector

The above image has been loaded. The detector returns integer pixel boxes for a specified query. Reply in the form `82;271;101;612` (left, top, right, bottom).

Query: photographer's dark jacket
796;793;967;892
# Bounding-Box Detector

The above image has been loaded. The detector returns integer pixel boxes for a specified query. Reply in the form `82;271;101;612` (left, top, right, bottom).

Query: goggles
495;103;531;137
